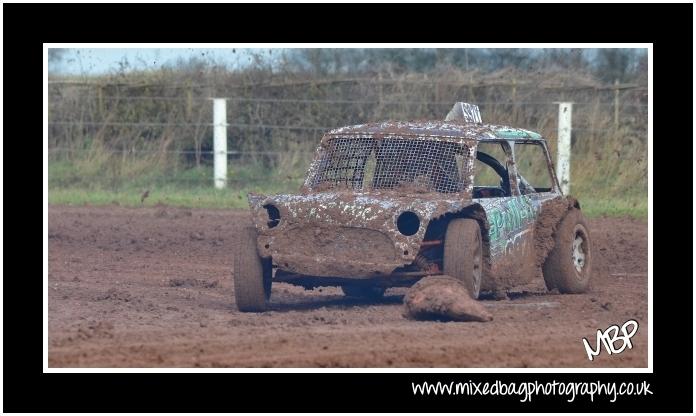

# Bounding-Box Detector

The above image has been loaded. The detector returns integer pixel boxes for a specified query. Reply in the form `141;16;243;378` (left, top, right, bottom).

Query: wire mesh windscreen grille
305;136;474;193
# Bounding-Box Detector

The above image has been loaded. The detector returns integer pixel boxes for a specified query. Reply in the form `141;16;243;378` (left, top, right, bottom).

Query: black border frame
4;2;692;413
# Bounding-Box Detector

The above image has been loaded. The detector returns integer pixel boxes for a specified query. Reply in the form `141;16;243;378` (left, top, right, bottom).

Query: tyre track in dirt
48;205;648;368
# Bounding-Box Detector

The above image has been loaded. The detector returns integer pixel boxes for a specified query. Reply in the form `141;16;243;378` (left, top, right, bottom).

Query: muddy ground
48;205;648;368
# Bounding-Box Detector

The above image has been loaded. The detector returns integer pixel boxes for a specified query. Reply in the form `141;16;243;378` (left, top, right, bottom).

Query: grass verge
48;156;647;218
49;186;647;219
574;196;647;219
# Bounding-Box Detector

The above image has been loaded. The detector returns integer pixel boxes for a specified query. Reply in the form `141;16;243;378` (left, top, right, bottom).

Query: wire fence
46;119;641;133
47;146;645;160
47;120;333;130
47;147;314;156
48;94;649;108
48;75;648;190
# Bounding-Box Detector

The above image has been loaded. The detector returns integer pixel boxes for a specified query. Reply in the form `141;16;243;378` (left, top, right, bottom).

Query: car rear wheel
234;226;272;312
443;218;483;299
542;209;593;293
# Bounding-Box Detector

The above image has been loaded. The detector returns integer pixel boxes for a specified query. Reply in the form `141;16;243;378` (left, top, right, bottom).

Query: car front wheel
443;218;483;299
234;226;272;312
542;209;593;293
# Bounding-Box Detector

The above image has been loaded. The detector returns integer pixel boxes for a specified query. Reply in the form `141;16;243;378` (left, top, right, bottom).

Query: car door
485;139;561;290
472;140;538;291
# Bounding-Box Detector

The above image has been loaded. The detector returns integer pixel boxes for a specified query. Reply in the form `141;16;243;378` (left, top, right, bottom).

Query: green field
48;161;647;218
47;187;647;218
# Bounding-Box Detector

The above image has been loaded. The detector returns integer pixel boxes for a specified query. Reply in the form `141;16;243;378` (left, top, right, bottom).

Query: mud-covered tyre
234;226;272;312
542;209;592;293
341;285;386;299
443;218;483;299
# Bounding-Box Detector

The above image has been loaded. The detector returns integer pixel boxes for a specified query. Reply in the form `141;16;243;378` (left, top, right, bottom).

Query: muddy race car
235;103;592;311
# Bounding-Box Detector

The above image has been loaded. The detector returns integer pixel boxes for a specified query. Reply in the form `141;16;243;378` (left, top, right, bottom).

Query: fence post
613;78;620;129
213;98;228;189
468;74;474;101
97;84;104;116
556;102;573;195
511;77;518;123
186;86;193;119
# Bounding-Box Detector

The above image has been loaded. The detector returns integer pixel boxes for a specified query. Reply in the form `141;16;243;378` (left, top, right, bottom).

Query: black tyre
542;209;592;293
341;285;386;299
234;227;272;312
443;218;483;299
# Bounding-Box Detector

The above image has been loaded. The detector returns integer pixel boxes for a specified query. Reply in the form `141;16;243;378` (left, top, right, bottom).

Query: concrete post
213;98;228;189
556;102;573;195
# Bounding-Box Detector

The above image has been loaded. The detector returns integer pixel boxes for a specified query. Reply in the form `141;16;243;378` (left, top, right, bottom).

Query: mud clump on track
48;205;648;368
93;288;135;302
168;277;219;288
403;275;492;322
76;321;114;341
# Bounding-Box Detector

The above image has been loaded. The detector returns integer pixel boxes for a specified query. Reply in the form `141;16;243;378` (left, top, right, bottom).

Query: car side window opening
513;142;554;194
473;142;512;198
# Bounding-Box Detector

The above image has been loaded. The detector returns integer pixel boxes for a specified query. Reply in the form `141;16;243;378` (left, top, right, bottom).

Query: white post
213;98;227;189
556;102;572;195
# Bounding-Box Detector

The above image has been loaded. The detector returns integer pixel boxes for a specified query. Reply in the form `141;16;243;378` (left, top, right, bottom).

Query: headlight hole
263;204;281;228
396;211;420;236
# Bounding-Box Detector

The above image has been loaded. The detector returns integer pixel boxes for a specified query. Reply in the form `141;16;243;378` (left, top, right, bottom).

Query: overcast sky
48;47;643;76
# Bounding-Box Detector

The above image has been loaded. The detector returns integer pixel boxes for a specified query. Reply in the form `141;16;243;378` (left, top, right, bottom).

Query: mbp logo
582;319;639;361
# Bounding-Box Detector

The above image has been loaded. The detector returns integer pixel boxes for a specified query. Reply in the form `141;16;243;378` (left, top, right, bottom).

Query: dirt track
48;205;648;368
